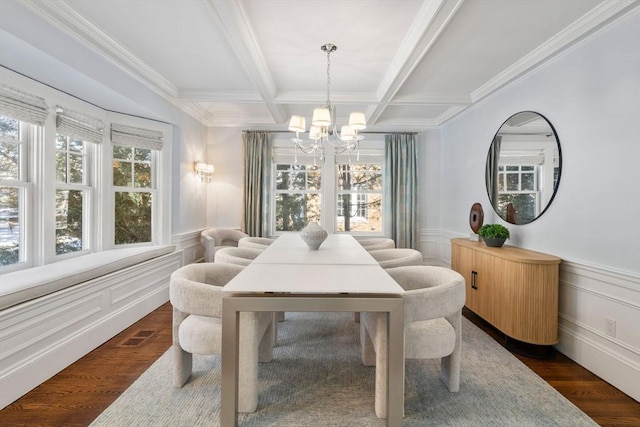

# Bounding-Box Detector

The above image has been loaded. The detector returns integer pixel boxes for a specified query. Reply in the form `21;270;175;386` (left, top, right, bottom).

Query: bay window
0;74;171;274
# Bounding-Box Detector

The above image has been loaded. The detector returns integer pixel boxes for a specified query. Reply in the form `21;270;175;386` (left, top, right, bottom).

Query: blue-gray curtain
242;131;271;237
385;133;418;249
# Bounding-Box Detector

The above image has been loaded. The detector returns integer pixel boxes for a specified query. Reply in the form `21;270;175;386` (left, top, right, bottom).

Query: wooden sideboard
451;238;561;346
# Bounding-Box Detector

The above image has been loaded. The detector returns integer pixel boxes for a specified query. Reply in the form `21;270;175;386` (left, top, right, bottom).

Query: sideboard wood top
451;238;561;265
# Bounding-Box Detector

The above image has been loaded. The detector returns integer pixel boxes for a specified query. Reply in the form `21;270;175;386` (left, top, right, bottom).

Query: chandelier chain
326;48;331;108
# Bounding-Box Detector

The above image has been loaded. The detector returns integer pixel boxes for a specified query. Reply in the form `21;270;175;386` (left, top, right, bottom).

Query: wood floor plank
0;303;638;426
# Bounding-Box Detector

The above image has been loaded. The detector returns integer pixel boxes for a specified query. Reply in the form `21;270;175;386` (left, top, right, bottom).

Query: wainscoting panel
422;230;640;402
172;230;205;264
0;251;182;409
556;261;640;402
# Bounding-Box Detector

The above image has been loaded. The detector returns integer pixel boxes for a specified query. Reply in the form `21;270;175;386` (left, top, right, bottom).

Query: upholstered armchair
169;263;274;413
238;236;276;250
214;247;262;266
360;266;465;418
200;228;248;262
368;248;423;269
355;237;395;251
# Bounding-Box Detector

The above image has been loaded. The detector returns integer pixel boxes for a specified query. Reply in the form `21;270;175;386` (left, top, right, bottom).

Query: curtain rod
243;130;420;135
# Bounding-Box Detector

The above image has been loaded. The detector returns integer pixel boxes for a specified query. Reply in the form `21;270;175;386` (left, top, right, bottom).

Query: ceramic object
300;222;328;250
483;237;507;248
469;202;484;234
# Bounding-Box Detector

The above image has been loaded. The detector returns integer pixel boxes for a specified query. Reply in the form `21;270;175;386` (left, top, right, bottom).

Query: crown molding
176;102;219;127
471;0;639;103
18;0;178;99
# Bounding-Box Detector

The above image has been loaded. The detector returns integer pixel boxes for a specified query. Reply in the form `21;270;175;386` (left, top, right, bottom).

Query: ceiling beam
365;0;465;125
205;0;287;125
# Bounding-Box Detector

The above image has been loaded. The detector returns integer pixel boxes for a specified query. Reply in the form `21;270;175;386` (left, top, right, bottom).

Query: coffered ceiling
3;0;637;131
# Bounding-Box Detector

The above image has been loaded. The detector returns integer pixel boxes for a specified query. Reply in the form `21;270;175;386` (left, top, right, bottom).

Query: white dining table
220;233;405;426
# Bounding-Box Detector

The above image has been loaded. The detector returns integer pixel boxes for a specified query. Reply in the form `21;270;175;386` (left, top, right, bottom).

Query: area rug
90;312;596;426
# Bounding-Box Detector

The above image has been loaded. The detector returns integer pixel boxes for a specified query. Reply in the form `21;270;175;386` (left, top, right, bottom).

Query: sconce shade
312;107;331;127
194;161;214;182
348;112;367;130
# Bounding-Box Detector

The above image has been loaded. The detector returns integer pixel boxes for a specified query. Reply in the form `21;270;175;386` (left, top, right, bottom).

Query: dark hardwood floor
1;303;638;426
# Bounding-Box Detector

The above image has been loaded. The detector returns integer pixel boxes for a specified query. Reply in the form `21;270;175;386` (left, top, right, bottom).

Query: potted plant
477;224;510;247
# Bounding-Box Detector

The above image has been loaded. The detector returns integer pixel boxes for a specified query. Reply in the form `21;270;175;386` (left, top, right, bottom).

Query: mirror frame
485;111;562;225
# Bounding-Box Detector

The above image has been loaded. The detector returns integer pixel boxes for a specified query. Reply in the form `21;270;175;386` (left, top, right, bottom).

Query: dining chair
238;236;276;250
368;248;424;269
355;237;395;251
360;265;465;418
214;247;262;266
170;263;275;412
200;228;248;262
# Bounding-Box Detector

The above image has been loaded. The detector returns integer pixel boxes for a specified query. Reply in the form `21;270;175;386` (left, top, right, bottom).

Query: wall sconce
194;161;214;182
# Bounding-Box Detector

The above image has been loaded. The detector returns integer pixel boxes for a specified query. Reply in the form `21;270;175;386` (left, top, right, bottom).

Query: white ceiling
7;0;638;131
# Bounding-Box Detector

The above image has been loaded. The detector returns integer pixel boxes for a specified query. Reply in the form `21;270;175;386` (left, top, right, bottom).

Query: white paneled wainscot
0;250;182;408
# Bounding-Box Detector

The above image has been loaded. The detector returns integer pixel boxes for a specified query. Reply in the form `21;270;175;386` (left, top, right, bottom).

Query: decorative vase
482;237;507;248
300;222;328;250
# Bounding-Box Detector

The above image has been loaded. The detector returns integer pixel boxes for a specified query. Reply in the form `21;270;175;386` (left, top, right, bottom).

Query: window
55;134;90;254
0;116;29;267
269;140;385;235
0;74;172;274
113;145;153;244
336;163;383;232
273;163;321;232
497;164;539;223
111;123;163;246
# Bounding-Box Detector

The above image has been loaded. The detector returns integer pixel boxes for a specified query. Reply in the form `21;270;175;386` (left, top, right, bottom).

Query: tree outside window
0;116;23;266
55;134;89;255
274;164;321;232
113;145;153;244
336;163;382;232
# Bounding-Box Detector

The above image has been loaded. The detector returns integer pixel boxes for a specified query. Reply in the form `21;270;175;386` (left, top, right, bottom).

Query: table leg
387;300;404;426
221;301;239;426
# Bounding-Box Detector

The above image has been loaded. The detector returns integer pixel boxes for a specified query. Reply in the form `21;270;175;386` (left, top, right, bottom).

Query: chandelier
288;43;366;163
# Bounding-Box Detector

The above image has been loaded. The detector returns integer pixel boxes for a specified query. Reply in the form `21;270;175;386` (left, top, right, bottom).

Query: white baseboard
0;251;182;409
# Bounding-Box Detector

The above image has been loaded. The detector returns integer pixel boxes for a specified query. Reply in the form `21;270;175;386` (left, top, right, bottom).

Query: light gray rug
91;312;596;426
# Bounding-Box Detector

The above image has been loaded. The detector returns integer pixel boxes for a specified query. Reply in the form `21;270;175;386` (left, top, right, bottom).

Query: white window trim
0;68;172;273
269;135;385;237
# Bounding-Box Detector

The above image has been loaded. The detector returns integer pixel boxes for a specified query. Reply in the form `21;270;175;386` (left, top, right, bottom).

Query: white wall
207;127;245;228
431;10;640;400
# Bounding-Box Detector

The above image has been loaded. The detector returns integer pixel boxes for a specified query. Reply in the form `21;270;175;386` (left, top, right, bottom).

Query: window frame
0;70;172;274
54;133;93;257
268;137;385;237
0;117;34;272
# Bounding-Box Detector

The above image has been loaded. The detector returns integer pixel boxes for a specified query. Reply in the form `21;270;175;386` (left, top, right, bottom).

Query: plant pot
482;237;507;248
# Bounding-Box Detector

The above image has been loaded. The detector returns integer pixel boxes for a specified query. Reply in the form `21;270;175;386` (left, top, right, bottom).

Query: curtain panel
242;131;271;237
384;133;418;249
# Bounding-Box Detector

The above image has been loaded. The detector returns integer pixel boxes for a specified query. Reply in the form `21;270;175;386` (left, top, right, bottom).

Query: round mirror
485;111;562;225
